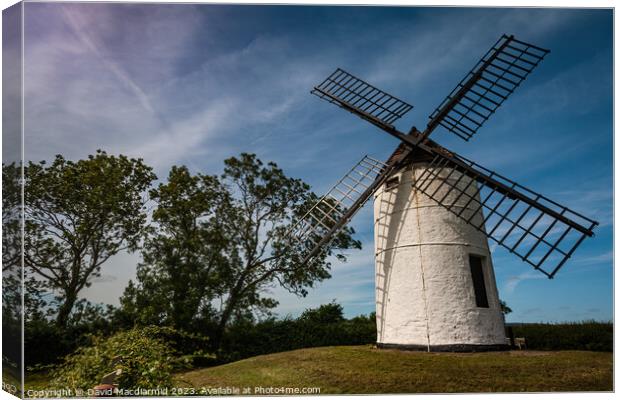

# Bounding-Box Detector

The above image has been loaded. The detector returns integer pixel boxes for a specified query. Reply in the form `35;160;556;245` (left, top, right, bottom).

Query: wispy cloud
504;271;547;295
549;188;613;228
60;5;156;116
570;251;613;268
21;4;611;321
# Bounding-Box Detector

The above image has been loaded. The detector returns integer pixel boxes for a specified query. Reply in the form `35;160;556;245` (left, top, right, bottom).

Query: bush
147;326;214;369
510;321;612;352
220;303;376;362
25;319;111;368
25;302;116;367
50;326;197;391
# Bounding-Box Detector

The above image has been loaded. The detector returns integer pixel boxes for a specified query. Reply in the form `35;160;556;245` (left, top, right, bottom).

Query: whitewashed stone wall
374;162;507;348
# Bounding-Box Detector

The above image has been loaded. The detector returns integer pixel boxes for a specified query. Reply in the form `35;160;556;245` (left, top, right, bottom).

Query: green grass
24;370;52;391
176;345;613;394
2;366;21;396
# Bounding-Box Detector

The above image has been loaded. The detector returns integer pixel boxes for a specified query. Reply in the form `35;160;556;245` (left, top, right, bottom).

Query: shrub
220;304;376;362
510;321;612;352
298;302;345;324
25;301;116;367
147;326;214;369
51;326;180;391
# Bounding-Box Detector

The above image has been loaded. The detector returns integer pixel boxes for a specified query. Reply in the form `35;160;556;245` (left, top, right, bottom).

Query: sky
10;3;613;322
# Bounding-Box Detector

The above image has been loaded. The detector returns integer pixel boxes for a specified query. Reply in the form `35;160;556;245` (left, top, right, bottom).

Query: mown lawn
176;345;613;394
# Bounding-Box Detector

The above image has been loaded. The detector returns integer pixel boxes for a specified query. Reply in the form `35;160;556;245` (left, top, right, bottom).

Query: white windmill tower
286;35;598;351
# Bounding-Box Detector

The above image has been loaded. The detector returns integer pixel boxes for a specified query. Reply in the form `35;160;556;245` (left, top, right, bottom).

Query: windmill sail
311;68;413;130
412;149;598;278
425;35;550;141
308;34;598;277
287;155;395;264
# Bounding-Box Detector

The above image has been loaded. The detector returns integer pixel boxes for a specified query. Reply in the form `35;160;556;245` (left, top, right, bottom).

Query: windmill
286;34;598;351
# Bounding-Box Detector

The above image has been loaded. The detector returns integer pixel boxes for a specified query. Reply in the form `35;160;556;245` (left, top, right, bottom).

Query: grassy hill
176;345;612;394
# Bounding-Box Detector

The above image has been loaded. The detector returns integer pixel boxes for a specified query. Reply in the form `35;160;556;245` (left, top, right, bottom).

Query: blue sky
17;4;612;322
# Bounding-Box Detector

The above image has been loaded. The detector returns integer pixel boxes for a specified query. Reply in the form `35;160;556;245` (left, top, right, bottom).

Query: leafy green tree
24;151;156;327
298;301;345;325
2;162;22;372
122;154;361;348
2;162;21;273
500;300;512;315
118;165;228;330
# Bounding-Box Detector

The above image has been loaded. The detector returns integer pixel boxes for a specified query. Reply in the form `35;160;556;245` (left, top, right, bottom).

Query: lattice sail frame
302;34;598;277
311;68;413;127
426;35;550;141
287;156;388;259
412;152;598;278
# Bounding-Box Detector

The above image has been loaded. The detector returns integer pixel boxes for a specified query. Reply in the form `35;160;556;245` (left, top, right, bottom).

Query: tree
500;300;512;315
122;153;361;348
2;162;21;273
2;162;22;369
4;163;57;366
24;151;156;327
119;165;229;330
298;301;345;325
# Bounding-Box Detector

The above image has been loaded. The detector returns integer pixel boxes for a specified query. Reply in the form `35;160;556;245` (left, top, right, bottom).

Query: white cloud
60;5;156;116
19;5;610;321
570;251;613;268
503;270;547;294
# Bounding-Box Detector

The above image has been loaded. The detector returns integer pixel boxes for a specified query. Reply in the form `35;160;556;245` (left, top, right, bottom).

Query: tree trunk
55;289;78;328
211;297;238;351
211;264;254;350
